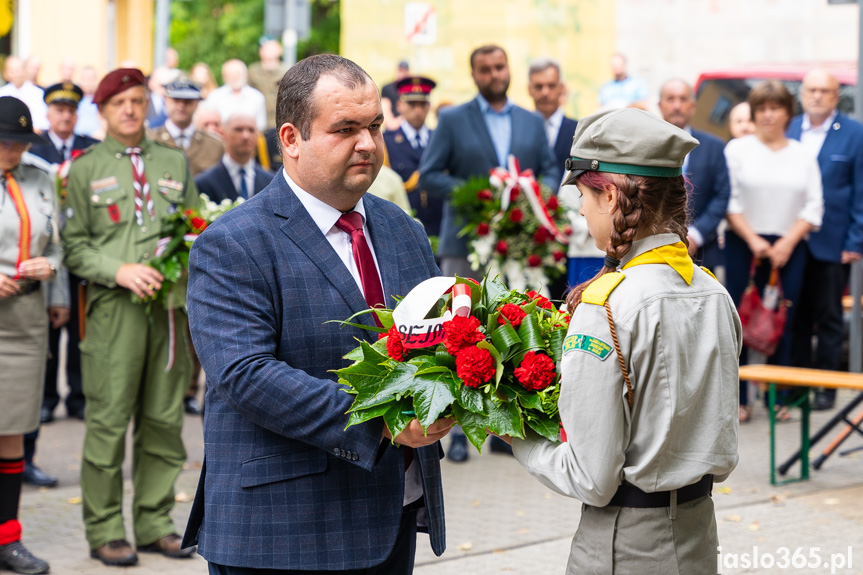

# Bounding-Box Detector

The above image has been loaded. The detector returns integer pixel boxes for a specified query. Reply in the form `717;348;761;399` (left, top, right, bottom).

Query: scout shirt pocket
89;179;129;229
154;177;186;215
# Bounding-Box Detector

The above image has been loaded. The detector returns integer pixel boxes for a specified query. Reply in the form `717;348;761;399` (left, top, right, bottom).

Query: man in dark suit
419;45;560;278
384;76;443;237
24;82;99;488
195;111;274;203
658;79;730;271
789;69;863;410
183;54;452;574
419;45;559;463
527;58;577;171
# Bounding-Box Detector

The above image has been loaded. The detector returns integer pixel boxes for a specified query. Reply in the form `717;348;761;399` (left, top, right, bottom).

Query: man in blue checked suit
183;55;453;574
789;69;863;410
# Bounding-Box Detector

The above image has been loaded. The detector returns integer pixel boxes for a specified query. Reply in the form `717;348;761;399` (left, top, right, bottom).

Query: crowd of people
0;38;860;575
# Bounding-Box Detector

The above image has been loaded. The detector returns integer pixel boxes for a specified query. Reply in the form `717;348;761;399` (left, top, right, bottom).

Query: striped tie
4;171;30;280
125;147;154;226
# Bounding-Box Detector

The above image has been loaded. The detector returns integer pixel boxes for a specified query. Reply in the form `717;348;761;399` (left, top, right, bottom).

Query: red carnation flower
527;254;542;267
510;187;520;201
477;189;493;202
509;208;524;224
498;303;527;327
527;290;553;309
563;225;573;236
547;196;559;210
385;324;406;361
191;217;208;232
456;346;495;388
443;315;485;355
495;240;508;255
476;222;490;236
534;227;551;244
514;351;556;391
553;250;566;262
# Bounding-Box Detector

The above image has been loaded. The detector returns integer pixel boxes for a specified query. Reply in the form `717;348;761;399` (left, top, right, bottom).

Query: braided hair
565;170;690;313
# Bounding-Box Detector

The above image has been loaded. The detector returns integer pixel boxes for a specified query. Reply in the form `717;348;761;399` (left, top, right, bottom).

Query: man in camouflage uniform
61;68;199;567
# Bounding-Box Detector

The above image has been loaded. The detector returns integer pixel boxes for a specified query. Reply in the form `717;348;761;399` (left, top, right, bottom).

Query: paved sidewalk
17;388;863;574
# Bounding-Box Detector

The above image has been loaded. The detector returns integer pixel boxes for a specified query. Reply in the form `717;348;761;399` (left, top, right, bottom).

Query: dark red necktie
335;212;385;311
336;212;413;469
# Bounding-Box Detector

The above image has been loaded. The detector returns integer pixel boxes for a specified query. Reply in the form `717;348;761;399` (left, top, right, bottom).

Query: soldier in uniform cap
149;79;224;178
500;108;741;574
383;76;443;237
61;68;200;567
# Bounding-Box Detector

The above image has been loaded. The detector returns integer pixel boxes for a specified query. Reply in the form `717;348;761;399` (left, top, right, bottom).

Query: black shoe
39;407;53;424
67;406;86;420
812;393;836;411
22;464;58;488
446;434;469;463
490;435;514;456
90;539;138;566
0;540;50;574
184;397;203;416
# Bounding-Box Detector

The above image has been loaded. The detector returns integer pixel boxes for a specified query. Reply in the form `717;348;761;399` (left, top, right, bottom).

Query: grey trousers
568;495;718;575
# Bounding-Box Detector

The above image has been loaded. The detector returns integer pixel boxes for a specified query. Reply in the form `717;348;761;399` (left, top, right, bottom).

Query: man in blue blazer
527;58;577;171
183;55;453;574
419;45;560;280
658;79;730;270
789;69;863;410
195;111;274;203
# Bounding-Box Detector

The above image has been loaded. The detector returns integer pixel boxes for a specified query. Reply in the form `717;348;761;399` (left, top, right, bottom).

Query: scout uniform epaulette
582;272;625;306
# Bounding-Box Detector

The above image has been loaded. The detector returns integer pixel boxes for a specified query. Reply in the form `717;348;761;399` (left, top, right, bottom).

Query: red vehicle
692;64;857;140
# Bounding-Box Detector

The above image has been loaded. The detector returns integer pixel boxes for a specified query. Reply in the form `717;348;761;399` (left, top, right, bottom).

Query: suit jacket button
340;449;346;458
352;453;359;461
333;448;339;456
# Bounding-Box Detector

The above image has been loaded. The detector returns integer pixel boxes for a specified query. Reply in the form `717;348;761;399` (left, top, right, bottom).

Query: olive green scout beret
562;108;699;185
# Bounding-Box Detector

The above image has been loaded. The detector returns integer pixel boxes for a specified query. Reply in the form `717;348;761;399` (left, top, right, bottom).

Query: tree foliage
170;0;340;82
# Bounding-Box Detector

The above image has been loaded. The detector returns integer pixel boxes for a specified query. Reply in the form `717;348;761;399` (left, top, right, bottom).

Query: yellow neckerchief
621;241;694;285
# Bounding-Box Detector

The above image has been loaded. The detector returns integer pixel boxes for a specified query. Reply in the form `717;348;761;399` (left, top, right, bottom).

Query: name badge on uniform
90;176;119;194
157;178;184;196
563;334;612;360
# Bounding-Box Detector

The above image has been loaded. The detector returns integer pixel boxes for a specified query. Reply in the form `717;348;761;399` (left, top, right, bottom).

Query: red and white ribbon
391;277;474;349
489;155;568;244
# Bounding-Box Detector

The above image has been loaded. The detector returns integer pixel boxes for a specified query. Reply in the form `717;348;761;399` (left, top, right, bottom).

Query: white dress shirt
223;155;256;199
164;120;197;150
47;131;75;162
725;135;823;236
399;120;429;149
542;107;565;148
800;110;837;158
282;170;422;506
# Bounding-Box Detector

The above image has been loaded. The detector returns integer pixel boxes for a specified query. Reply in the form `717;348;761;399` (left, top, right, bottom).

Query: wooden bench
738;364;863;485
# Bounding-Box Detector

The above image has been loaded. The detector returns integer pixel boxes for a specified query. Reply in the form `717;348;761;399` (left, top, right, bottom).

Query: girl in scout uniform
0;96;63;575
505;108;742;574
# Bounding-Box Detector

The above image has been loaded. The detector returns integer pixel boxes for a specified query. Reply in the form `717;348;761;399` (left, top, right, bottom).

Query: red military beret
92;68;147;105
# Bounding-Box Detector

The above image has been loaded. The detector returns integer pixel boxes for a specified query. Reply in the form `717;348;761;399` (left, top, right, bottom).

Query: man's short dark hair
276;54;371;141
469;45;507;71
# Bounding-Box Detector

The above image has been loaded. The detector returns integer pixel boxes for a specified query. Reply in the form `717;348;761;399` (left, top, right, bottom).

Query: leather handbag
738;259;789;357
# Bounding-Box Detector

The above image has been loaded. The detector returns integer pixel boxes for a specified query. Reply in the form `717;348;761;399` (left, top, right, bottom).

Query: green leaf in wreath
525;412;562;442
477;340;504;385
513;314;545;364
434;347;457;370
490;321;520;361
457;384;485;415
348;361;419;411
484;395;525;438
383;398;416;441
515;389;543;411
411;370;458;429
481;274;510;309
451;403;489;453
346;402;391;429
335;342;389;393
547;328;566;368
162;257;183;283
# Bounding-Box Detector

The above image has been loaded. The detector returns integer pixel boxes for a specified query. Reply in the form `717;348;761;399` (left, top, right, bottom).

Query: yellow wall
341;0;615;121
26;0;153;83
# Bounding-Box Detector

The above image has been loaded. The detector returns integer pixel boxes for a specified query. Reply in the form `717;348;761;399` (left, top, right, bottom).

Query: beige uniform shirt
513;233;741;507
0;161;66;307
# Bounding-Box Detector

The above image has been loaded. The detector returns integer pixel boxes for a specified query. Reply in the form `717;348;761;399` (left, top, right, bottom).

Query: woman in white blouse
724;81;823;418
